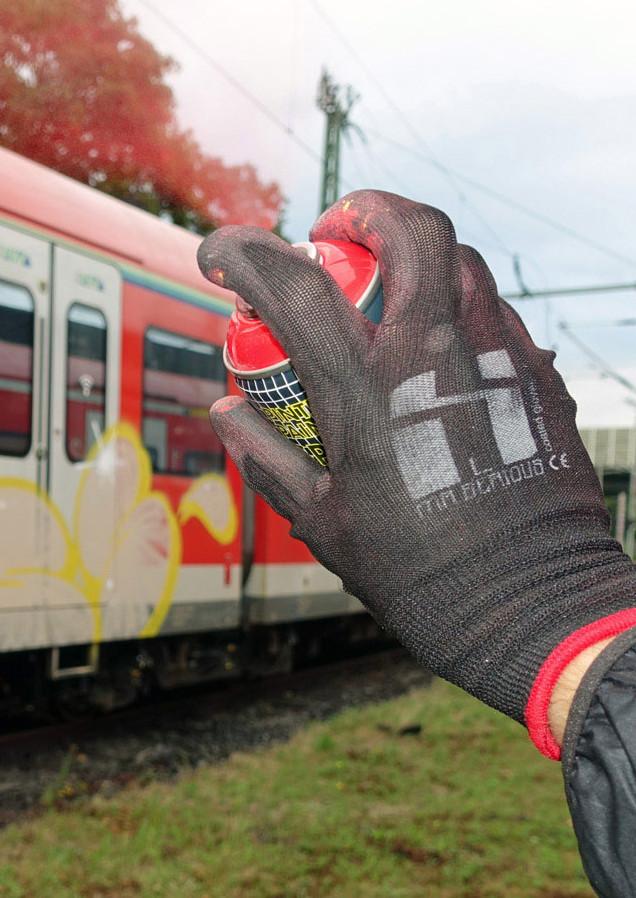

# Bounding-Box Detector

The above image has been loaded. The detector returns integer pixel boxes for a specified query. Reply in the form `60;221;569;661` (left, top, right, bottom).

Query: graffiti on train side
0;423;238;648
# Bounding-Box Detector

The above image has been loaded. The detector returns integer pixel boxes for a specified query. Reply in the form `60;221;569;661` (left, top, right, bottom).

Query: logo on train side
390;349;545;513
0;245;31;268
76;272;105;291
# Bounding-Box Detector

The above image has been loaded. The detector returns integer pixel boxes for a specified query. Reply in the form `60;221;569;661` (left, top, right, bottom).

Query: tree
0;0;283;232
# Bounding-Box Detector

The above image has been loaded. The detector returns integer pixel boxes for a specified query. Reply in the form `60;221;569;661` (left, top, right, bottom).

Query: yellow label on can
259;399;327;467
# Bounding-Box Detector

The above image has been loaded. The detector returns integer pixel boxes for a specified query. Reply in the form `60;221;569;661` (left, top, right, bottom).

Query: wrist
560;625;636;776
526;608;636;760
547;637;616;746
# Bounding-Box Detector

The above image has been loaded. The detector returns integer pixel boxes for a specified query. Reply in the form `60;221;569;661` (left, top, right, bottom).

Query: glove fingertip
209;394;246;430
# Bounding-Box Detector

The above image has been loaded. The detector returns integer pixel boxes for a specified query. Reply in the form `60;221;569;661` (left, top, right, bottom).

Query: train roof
0;146;233;304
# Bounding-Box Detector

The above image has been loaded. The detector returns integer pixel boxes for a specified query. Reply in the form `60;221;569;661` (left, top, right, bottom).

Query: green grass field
0;678;594;898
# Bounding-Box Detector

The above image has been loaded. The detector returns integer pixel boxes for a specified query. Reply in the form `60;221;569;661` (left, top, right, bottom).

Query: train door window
66;304;107;461
142;327;226;475
0;281;34;456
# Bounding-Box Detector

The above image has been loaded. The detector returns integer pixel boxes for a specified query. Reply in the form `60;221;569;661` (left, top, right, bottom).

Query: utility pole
316;69;360;213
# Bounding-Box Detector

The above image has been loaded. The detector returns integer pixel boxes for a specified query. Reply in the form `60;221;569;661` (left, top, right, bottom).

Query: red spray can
223;240;382;466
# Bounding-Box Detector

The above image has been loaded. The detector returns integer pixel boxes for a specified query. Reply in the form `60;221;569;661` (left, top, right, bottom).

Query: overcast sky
122;0;635;427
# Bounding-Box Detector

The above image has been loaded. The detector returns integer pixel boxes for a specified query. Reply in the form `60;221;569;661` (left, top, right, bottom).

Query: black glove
198;190;636;758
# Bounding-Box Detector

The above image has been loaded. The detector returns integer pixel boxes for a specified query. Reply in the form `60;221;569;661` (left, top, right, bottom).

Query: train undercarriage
0;613;385;722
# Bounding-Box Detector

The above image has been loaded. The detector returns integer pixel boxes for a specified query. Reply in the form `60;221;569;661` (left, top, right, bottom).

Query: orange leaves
0;0;283;230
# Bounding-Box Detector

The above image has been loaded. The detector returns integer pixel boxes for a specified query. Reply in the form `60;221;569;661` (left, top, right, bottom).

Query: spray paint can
223;240;383;467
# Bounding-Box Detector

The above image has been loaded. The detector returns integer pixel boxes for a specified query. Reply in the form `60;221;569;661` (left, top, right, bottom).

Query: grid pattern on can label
235;368;327;466
235;368;307;408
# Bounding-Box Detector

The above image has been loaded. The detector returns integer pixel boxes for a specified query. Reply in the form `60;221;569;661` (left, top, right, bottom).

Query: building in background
580;427;636;557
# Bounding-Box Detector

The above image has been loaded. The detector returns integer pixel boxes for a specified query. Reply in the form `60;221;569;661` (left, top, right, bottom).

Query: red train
0;148;375;715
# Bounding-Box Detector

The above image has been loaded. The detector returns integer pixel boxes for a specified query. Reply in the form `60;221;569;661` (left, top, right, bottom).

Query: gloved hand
198;190;636;758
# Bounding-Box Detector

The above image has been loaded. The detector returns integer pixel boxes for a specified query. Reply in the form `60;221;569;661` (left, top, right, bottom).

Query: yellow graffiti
139;491;182;638
178;473;238;546
0;422;238;645
0;477;79;582
71;422;156;640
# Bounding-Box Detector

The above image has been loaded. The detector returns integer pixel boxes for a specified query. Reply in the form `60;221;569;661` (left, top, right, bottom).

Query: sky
121;0;635;428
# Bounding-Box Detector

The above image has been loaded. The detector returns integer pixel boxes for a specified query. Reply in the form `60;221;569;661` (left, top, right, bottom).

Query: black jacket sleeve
561;626;636;898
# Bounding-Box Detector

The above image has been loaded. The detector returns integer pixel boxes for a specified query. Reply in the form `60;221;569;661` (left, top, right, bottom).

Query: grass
0;678;594;898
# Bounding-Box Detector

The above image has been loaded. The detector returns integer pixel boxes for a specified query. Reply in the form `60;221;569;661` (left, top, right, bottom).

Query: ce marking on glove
549;452;570;471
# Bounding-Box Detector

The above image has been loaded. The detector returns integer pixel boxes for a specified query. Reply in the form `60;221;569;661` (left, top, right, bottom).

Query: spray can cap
224;239;379;377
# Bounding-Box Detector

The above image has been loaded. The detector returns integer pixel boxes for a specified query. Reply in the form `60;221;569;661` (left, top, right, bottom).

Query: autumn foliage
0;0;283;231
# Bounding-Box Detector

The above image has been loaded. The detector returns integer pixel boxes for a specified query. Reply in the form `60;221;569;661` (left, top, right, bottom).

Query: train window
66;304;107;462
142;327;226;476
0;281;34;457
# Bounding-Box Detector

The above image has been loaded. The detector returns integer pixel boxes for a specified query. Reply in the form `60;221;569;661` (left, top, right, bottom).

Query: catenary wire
368;130;636;270
140;0;635;281
307;2;636;270
137;0;353;191
345;124;544;273
351;138;511;259
503;281;636;300
309;0;518;259
558;323;636;395
568;319;636;328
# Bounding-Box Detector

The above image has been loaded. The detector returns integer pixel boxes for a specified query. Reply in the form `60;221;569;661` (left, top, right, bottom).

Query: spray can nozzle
236;295;259;319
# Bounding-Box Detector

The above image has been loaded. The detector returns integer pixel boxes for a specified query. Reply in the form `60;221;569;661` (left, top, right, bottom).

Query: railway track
0;648;431;827
0;647;402;749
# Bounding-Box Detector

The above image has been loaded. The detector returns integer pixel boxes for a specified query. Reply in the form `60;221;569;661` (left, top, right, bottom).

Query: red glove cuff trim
525;609;636;761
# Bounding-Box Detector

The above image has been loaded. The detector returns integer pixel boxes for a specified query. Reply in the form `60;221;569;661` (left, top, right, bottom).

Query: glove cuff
386;510;634;729
525;609;636;760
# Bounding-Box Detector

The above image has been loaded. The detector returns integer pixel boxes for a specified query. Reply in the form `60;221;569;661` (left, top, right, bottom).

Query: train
0;147;378;717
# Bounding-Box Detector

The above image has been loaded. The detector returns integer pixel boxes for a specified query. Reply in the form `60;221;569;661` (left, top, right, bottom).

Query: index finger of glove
198;226;370;385
310;190;460;328
210;395;324;523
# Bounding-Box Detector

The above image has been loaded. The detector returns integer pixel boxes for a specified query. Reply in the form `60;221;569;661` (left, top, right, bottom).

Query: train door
0;223;80;656
48;246;121;523
0;222;51;487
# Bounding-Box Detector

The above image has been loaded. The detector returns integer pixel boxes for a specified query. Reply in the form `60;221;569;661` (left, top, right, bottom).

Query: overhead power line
309;0;636;279
503;281;636;300
558;322;636;395
308;0;514;259
138;0;318;161
368;130;636;270
137;0;352;190
139;0;636;275
570;318;636;328
309;0;439;161
352;136;521;260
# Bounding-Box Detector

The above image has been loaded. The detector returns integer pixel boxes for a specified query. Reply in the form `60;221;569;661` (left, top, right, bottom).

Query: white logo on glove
390;350;537;501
